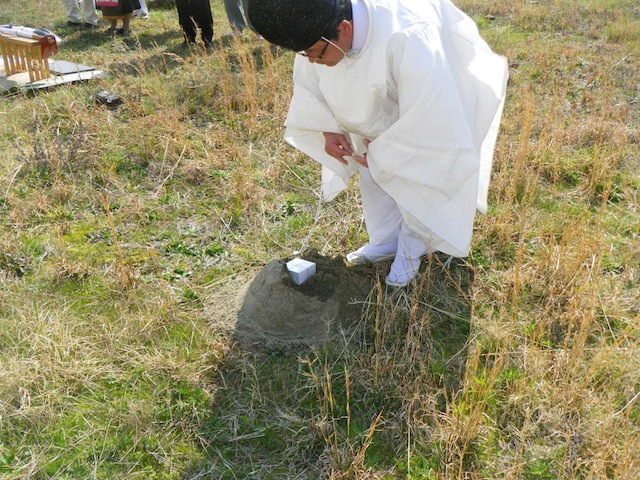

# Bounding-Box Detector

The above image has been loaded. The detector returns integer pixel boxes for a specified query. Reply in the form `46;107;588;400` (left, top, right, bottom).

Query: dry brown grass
1;0;638;478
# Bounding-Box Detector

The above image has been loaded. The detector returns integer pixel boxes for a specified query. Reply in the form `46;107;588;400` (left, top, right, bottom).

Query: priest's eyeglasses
297;37;332;60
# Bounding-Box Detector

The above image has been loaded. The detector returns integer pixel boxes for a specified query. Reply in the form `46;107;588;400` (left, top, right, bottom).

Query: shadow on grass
187;253;474;478
56;26;183;53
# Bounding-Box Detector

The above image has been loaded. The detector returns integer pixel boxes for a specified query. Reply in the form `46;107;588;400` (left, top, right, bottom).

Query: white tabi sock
385;221;430;286
345;242;397;265
386;254;421;286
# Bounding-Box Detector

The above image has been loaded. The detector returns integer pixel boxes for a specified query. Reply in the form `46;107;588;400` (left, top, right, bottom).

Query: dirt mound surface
206;251;378;349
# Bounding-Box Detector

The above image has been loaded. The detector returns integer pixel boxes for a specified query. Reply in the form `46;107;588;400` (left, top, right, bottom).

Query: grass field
1;0;639;478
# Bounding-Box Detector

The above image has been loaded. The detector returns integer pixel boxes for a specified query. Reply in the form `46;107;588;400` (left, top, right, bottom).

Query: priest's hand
323;132;353;165
353;138;370;168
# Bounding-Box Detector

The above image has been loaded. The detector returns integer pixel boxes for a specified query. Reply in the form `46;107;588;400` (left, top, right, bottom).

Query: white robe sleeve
283;57;359;201
367;21;507;256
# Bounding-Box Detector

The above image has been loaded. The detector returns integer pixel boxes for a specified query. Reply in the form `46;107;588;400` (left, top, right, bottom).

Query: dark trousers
175;0;213;45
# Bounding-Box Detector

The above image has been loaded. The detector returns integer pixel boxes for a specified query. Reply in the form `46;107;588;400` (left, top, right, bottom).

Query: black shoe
116;28;131;37
84;23;97;30
66;21;82;28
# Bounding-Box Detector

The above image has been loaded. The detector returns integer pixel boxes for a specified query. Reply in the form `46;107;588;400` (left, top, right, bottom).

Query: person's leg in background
82;0;99;27
120;13;133;34
107;17;118;35
222;0;260;38
191;0;214;47
223;0;246;35
109;0;137;35
239;0;261;37
63;0;83;26
239;0;259;34
175;0;197;44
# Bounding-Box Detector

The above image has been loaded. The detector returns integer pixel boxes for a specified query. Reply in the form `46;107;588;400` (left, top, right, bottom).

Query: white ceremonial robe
284;0;508;257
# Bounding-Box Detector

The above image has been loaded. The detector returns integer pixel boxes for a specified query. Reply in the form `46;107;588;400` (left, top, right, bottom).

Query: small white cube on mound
286;258;316;285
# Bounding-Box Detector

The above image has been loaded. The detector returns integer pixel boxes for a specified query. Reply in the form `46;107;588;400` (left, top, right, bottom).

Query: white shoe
385;255;421;287
345;243;396;265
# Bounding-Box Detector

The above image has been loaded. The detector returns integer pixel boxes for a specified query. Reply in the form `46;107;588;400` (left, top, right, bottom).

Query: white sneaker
385;255;421;287
345;243;396;265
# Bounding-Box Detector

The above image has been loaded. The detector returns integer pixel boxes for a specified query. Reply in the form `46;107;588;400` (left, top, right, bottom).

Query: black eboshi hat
248;0;340;52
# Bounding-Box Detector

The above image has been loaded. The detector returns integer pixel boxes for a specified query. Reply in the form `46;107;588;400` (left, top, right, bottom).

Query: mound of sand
206;251;378;349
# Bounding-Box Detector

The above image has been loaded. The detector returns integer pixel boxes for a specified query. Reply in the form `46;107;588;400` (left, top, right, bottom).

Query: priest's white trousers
64;0;99;26
358;166;432;262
